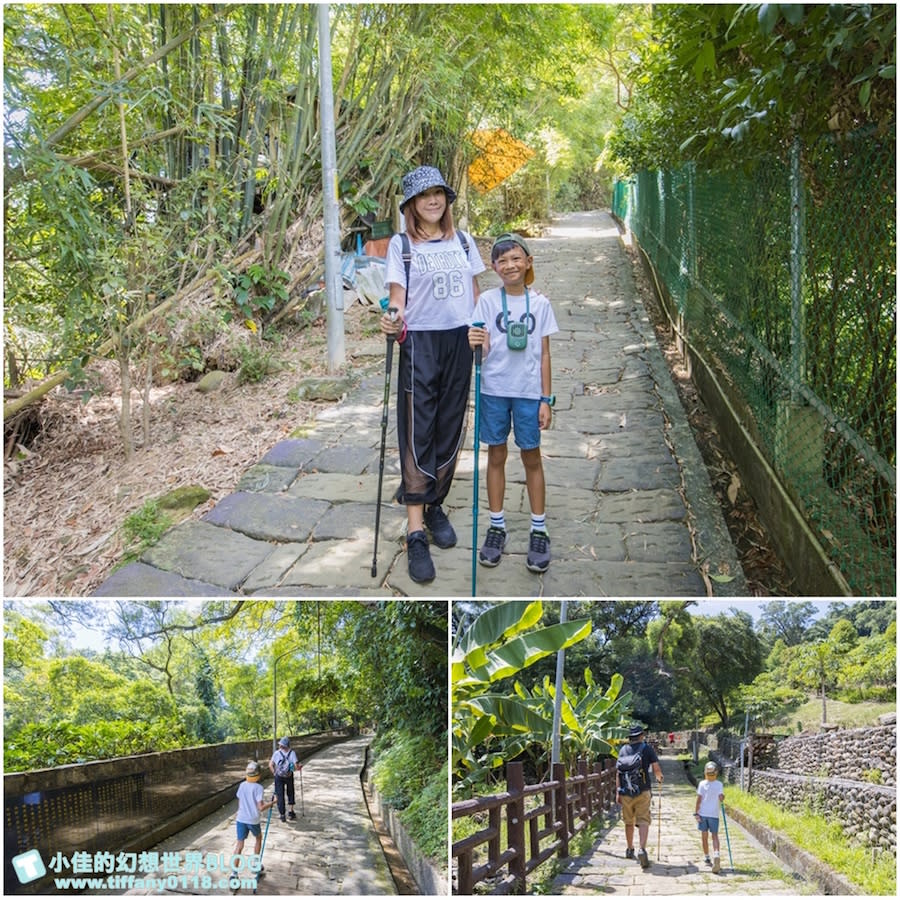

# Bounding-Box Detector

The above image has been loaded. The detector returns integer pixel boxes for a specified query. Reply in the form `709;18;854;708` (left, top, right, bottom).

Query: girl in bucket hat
380;165;485;584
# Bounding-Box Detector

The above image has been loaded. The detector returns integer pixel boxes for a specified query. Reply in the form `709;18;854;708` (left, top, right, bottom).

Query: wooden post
506;762;526;891
553;761;569;860
578;758;590;820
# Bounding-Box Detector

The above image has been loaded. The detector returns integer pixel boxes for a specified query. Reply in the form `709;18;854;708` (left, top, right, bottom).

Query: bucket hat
492;232;535;285
628;724;645;739
399;165;457;211
278;736;290;748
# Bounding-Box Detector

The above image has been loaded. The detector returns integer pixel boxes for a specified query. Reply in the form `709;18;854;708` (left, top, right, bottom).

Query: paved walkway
551;754;814;896
121;736;397;896
94;210;746;597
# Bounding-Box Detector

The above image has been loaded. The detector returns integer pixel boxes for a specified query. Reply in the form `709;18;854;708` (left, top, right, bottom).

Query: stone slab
203;491;329;542
141;521;272;591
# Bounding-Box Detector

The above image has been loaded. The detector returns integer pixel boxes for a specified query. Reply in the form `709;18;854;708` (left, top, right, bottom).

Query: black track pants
395;327;472;507
274;774;295;815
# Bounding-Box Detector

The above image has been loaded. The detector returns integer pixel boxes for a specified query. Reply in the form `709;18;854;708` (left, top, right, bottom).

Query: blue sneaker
479;527;507;567
526;530;551;572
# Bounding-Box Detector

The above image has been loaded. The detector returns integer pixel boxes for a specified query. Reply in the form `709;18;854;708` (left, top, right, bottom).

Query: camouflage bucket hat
399;166;457;211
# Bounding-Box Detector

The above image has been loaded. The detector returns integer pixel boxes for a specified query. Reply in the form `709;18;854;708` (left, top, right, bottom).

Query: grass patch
723;786;896;895
770;695;896;733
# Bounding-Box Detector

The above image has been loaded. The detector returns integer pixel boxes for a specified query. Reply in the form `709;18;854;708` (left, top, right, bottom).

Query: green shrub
372;730;441;809
400;760;448;862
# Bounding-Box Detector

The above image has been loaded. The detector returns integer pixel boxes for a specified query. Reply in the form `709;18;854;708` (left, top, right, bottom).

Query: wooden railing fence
451;758;617;894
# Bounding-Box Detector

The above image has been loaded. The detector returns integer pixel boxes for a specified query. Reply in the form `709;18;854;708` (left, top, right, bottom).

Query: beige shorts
620;790;652;826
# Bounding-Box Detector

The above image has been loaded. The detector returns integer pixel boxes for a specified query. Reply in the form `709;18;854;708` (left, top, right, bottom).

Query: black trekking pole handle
472;321;485;365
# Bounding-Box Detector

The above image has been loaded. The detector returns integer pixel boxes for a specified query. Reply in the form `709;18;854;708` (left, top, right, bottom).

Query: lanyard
500;287;529;329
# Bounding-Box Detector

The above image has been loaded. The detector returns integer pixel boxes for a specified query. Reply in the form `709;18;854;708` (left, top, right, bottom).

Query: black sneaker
407;530;435;583
526;530;551;572
625;847;636;860
423;504;456;548
287;810;296;820
479;527;507;567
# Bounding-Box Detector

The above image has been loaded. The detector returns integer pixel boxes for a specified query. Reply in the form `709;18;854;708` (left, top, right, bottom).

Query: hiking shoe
625;847;636;860
526;530;551;572
479;527;507;566
424;504;456;548
637;848;650;869
704;856;712;866
712;854;720;873
406;530;435;583
280;815;286;822
287;810;296;820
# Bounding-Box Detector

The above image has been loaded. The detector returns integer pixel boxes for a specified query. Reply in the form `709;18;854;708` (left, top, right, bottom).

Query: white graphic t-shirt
385;231;485;330
472;286;559;400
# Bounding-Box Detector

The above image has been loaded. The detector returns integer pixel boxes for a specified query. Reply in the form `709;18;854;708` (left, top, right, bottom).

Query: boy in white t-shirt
468;233;559;572
694;761;725;872
231;760;276;882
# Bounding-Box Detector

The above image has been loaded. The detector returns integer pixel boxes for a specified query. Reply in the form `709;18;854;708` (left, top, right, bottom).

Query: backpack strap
400;233;412;295
456;229;470;255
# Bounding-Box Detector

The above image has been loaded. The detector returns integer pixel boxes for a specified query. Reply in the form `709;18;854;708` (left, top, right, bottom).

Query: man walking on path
552;754;806;894
616;724;663;868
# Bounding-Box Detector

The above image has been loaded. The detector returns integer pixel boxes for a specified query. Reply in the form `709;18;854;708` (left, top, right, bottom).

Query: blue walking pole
721;803;734;873
471;322;485;597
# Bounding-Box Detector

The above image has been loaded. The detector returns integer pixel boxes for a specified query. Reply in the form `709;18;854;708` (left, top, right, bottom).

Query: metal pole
317;3;344;373
789;137;806;403
550;600;568;767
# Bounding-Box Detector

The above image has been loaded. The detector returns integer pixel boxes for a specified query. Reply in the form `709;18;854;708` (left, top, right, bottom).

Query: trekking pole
721;803;734;873
657;780;662;860
371;304;398;578
471;322;485;597
299;766;305;816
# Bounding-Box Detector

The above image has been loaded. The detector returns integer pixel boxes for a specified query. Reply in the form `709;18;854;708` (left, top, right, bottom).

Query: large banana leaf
455;619;593;692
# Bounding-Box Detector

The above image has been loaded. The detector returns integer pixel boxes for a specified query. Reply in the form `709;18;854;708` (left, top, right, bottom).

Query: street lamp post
273;646;301;754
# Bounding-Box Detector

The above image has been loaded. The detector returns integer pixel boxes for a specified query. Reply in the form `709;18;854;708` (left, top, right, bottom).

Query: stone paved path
551;753;815;896
95;210;746;597
121;736;398;896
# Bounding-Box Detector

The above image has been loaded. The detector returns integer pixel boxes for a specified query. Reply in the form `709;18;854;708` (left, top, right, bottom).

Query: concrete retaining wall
366;776;447;896
4;731;349;894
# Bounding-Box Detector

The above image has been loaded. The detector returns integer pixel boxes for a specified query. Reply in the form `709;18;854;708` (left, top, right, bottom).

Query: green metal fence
613;133;895;596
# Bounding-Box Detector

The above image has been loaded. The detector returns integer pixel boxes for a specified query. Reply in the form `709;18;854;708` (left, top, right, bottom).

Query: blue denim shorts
479;394;541;450
236;821;261;841
697;815;719;834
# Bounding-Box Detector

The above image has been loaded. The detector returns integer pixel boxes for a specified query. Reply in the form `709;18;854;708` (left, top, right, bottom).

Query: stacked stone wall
711;724;896;857
773;725;895;785
750;770;895;854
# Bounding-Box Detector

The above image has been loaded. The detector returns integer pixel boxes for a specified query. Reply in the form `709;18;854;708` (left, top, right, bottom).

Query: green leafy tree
452;600;592;786
758;601;818;647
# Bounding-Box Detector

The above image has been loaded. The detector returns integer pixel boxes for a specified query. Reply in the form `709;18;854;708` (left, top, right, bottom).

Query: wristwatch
540;395;556;407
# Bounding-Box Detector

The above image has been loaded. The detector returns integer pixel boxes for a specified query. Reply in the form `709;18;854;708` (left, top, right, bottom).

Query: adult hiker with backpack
616;724;663;868
268;736;300;822
379;165;485;584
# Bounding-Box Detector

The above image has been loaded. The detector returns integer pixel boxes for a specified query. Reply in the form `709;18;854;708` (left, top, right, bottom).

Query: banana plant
452;601;593;788
511;668;632;778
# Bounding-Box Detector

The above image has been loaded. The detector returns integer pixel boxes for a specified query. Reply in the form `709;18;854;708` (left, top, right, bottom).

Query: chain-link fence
614;132;895;595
